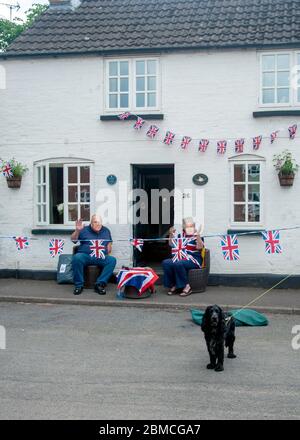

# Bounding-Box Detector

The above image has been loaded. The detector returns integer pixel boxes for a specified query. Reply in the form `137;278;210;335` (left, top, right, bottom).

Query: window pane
248;204;260;222
120;61;128;76
277;88;289;103
80;166;90;184
109;78;118;92
109;94;118;108
81;204;90;221
43;205;46;222
80;185;90;203
120;94;129;108
263;72;275;87
68;186;78;203
68;167;77;184
263;89;275;104
136;60;145;75
234;164;245;182
147;76;156;91
136;93;145;107
234;185;245;202
37;167;41;184
43;185;46;203
38;205;41;222
42;166;46;184
147;60;156;74
147;92;156;107
262;55;275;71
38;186;41;203
277;54;290;70
109;61;118;76
234;205;245;222
136;77;145;91
120;78;129;92
248;184;260;202
68;205;78;222
277;71;289;87
248;165;260;182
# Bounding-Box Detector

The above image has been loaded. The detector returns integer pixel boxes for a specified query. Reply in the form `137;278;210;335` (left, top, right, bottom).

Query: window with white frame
35;161;93;226
231;162;262;225
106;58;159;111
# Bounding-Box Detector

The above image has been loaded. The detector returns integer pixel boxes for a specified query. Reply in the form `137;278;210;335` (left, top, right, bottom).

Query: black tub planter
278;172;295;187
6;176;22;188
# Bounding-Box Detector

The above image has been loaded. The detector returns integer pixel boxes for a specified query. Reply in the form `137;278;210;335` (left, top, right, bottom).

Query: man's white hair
91;214;102;223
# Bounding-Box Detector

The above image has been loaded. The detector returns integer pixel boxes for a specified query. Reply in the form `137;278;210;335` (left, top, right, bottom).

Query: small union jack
199;139;209;152
118;112;131;120
262;230;282;255
130;238;144;252
235;138;245;154
221;235;240;261
2;162;13;178
49;239;64;258
133;117;145;130
146;125;159;139
270;131;279;144
253;135;262;151
163;131;175;145
13;236;29;251
288;124;297;140
90;240;106;259
171;237;189;262
181;136;192;150
217;140;227;155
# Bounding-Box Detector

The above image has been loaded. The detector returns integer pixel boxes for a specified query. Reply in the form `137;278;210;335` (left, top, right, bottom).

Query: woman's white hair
183;217;195;227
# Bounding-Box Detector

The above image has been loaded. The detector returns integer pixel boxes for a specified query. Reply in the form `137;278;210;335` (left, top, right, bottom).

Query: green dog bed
191;308;269;327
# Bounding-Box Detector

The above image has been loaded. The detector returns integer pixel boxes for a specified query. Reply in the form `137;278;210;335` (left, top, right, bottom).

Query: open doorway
132;164;174;267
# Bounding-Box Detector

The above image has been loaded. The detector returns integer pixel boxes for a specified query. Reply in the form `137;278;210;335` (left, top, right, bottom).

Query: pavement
0;278;300;315
0;303;299;420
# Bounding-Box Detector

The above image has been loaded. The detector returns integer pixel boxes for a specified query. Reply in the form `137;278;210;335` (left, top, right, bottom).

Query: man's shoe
73;287;83;295
95;284;106;295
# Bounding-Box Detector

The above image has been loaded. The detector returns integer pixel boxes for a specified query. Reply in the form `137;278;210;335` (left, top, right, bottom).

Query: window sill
253;110;300;118
227;229;264;236
100;113;164;121
32;229;73;235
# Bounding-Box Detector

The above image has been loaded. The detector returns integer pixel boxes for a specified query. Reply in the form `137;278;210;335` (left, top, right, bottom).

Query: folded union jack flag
118;112;131;120
2;162;13;178
133;117;145;130
288;124;297;140
199;139;209;152
235;139;245;154
49;239;64;258
261;230;282;254
163;131;175;145
217;140;227;155
90;240;106;259
253;136;262;151
181;136;192;150
221;235;239;261
270;131;279;144
146;125;159;139
117;268;159;295
13;236;29;250
130;238;144;252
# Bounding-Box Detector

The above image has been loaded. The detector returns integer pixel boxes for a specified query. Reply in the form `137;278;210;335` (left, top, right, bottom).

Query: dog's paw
206;363;216;370
227;353;237;359
214;365;224;372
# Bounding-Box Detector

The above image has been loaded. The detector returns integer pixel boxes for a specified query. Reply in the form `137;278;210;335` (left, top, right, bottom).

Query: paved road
0;303;299;420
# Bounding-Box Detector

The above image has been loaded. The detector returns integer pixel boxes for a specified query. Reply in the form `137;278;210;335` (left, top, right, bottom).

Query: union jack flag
199;139;209;152
13;236;29;250
90;240;106;259
118;112;131;120
171;237;189;262
130;238;144;252
49;239;65;258
133;117;145;130
270;131;279;144
181;136;192;150
288;124;297;140
261;230;282;254
217;140;227;155
2;162;13;178
235;138;245;154
117;267;159;295
163;131;175;145
220;235;240;261
253;135;262;151
146;125;159;139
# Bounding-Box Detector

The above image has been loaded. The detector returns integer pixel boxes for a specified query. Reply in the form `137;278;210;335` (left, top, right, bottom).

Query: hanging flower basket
273;150;298;188
1;157;28;189
6;176;22;188
278;172;295;187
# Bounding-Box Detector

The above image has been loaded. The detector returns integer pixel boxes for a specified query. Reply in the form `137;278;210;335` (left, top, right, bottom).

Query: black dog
201;305;236;372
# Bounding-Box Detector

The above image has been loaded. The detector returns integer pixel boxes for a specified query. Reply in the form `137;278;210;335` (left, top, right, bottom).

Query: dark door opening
132;164;174;267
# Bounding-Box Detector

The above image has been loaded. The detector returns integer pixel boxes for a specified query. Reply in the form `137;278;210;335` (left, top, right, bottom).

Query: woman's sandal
167;287;177;296
179;287;193;297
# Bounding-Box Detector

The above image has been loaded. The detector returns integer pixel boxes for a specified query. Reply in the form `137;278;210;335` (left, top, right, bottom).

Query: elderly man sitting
71;215;116;296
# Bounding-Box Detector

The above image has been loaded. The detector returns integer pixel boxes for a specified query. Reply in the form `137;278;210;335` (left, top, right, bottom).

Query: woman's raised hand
169;226;176;236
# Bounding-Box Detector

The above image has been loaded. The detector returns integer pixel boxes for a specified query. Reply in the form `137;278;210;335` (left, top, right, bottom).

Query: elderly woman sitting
162;217;204;297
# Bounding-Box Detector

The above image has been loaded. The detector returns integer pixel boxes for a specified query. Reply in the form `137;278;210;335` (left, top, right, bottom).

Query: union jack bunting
130;238;144;252
199;139;209;152
253;135;262;151
181;136;192;150
2;162;13;178
270;131;279;144
220;235;240;261
90;240;106;259
288;124;297;140
163;131;175;145
146;125;159;139
49;239;65;258
13;236;29;251
235;138;245;154
133;117;145;130
118;112;131;120
171;237;189;262
261;230;282;255
217;140;227;155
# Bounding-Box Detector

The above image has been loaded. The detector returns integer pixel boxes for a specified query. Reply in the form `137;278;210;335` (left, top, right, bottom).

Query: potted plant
1;158;28;188
273;150;299;187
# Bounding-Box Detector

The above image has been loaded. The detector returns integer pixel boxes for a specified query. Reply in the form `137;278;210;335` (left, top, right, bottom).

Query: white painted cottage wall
0;49;299;275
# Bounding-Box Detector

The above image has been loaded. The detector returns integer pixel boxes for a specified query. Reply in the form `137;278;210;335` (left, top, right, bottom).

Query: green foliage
0;158;28;177
273;150;299;176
